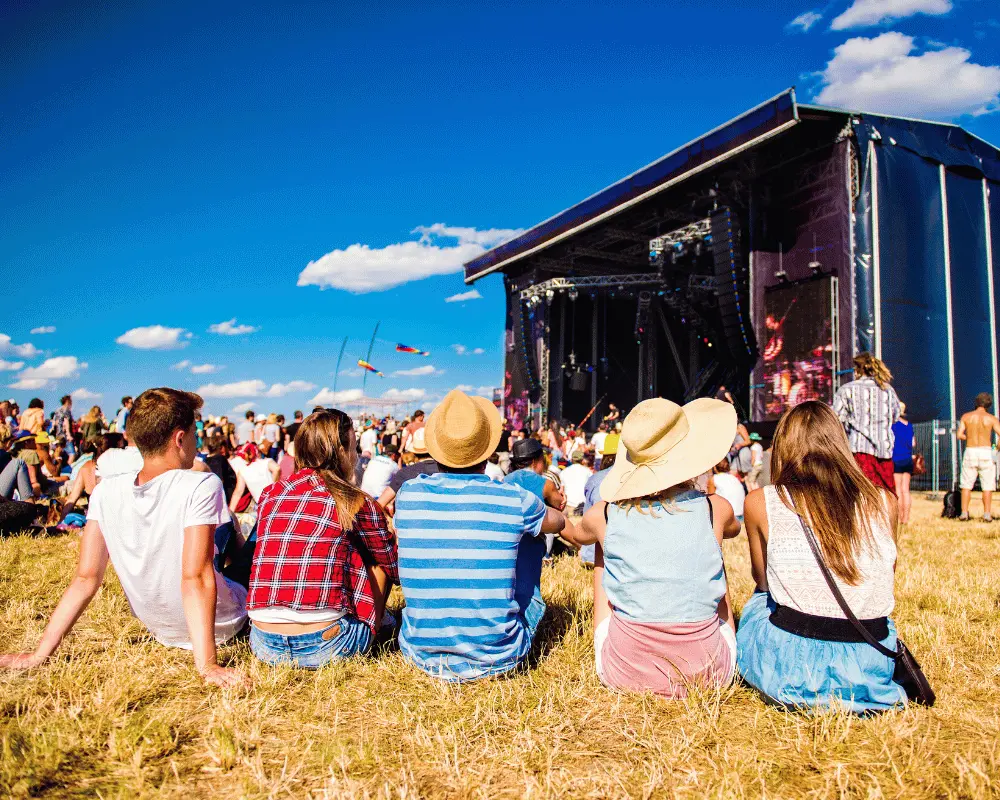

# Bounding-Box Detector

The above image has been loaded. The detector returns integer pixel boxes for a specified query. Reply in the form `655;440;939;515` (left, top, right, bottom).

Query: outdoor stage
464;89;1000;435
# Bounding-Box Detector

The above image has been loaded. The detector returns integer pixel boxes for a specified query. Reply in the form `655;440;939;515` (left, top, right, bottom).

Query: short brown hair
975;392;993;410
128;388;203;456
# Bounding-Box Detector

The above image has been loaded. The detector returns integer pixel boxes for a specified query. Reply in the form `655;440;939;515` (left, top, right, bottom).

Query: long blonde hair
81;406;102;424
617;481;695;517
853;352;893;389
294;409;366;531
772;401;888;584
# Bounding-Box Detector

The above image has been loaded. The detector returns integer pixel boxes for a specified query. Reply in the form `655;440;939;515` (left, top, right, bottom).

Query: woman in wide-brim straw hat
575;396;742;698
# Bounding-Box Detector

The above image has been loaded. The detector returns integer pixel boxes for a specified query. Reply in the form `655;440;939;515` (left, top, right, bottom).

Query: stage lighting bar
519;274;664;302
649;218;713;254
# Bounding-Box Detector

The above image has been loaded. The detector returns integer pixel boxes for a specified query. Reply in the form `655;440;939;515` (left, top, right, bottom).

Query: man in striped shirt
394;390;574;681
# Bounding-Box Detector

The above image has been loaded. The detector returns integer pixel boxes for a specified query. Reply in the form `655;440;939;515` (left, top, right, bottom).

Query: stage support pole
553;296;565;423
940;164;957;482
983;178;999;406
591;297;598;420
657;303;690;395
869;141;882;360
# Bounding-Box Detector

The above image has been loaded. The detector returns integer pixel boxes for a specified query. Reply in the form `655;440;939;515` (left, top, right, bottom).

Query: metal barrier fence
910;420;1000;495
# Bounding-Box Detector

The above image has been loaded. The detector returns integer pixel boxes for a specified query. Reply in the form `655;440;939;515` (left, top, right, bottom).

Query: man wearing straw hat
393;389;579;681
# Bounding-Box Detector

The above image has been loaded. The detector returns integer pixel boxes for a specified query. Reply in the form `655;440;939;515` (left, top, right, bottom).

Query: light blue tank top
602;489;726;624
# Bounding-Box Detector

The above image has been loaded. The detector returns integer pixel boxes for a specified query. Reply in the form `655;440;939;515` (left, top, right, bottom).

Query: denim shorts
249;616;374;668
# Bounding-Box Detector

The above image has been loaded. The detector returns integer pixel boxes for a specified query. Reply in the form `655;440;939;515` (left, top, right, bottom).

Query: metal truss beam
519;273;664;301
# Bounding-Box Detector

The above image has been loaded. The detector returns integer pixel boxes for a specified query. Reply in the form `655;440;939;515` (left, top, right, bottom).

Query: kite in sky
357;359;384;377
396;343;430;356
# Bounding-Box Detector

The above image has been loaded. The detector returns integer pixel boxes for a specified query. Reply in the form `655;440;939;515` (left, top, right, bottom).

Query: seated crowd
0;380;912;711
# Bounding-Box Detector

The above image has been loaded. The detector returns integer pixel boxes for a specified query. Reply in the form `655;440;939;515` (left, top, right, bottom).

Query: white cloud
0;334;39;359
116;325;190;350
231;401;257;413
0;360;24;371
392;364;443;377
10;356;87;390
472;348;485;355
382;388;426;402
171;360;192;371
196;380;268;398
297;224;522;293
452;344;468;355
337;367;364;377
831;0;951;30
445;289;483;303
308;388;365;407
209;318;259;336
264;380;316;398
814;33;1000;118
455;384;475;392
30;326;56;335
788;10;822;32
195;379;315;399
71;388;102;400
191;363;223;374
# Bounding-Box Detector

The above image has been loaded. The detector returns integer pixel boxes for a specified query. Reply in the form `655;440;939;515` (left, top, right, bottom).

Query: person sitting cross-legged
575;398;742;698
0;388;250;688
394;389;577;682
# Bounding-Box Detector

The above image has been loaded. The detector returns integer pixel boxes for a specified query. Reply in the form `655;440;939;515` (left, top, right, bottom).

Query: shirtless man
957;392;1000;521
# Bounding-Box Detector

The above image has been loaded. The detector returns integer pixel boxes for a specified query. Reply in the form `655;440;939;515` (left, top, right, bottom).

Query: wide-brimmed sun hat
425;389;503;469
600;397;736;503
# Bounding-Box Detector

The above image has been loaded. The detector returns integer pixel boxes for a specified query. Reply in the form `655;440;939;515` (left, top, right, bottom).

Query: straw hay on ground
1;494;998;798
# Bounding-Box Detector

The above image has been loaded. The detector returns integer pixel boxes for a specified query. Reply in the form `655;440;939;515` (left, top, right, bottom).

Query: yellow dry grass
1;494;999;799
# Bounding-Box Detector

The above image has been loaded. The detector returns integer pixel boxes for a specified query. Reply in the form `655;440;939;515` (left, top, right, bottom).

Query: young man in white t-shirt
0;388;249;688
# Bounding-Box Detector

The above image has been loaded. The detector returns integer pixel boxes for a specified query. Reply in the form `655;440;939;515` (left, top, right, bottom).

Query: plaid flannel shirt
247;469;398;632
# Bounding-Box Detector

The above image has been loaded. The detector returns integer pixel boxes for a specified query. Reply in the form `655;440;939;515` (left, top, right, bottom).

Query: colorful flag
396;343;430;356
358;359;384;377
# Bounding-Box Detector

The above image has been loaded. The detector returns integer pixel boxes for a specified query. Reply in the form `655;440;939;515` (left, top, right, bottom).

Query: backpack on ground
941;488;961;519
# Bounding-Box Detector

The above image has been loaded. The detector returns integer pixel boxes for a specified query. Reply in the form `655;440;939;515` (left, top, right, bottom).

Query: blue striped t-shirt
394;472;547;681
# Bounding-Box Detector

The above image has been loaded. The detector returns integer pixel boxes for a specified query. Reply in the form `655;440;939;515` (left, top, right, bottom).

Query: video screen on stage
761;277;836;420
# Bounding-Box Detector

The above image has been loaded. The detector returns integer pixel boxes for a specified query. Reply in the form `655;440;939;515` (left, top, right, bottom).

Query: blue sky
3;0;1000;418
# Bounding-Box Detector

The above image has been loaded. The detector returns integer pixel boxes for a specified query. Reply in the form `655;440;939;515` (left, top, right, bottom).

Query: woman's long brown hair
294;410;366;531
771;401;889;584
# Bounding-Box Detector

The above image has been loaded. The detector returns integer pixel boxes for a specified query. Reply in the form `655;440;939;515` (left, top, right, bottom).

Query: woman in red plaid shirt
247;409;398;668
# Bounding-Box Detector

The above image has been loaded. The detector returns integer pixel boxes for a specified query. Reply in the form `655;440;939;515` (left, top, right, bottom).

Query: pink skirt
596;613;735;698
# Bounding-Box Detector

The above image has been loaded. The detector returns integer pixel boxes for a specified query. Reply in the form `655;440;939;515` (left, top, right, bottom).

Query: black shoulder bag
793;506;935;706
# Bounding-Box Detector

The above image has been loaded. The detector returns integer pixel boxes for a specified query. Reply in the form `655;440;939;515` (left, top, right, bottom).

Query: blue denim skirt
736;592;907;713
250;616;374;669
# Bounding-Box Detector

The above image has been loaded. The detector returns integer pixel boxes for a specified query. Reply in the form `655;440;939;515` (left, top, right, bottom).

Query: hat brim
600;399;737;503
425;396;503;469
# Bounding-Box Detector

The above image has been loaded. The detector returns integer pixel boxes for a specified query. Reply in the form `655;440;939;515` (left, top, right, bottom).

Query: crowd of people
0;349;981;709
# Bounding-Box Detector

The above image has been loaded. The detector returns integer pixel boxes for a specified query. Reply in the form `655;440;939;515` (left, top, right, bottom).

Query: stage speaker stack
711;207;758;367
569;369;588;392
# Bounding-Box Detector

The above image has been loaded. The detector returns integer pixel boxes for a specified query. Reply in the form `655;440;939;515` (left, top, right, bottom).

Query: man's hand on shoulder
200;664;250;689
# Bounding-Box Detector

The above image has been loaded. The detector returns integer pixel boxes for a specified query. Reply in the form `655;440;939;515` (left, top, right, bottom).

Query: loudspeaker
569;369;588;392
711;207;758;366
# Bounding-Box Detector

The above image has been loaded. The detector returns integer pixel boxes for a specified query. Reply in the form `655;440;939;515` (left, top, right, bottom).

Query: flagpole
362;321;380;417
333;336;348;393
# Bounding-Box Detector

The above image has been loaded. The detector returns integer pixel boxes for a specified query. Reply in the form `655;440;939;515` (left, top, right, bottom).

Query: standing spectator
891;403;916;525
394;390;574;681
114;396;132;435
737;400;904;712
400;409;425;454
284;410;304;443
956;392;1000;522
52;395;74;457
236;410;255;445
360;445;400;499
79;406;106;444
746;433;765;491
203;433;238;503
710;459;746;524
359;421;379;457
560;451;593;515
591;424;608;469
247;409;397;668
833;352;901;493
19;399;45;434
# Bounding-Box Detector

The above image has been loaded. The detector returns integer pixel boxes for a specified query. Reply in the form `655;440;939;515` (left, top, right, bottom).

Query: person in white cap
576;397;741;698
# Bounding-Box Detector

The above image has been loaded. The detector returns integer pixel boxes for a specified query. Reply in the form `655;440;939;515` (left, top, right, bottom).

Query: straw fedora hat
600;397;736;503
425;389;503;469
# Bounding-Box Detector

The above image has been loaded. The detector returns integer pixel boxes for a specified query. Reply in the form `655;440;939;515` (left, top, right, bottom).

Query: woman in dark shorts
891;403;915;525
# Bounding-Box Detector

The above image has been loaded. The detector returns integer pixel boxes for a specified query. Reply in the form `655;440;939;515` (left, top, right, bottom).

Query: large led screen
762;277;837;420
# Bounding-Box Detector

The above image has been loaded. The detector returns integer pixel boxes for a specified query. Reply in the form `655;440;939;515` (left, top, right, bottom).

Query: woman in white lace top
736;400;906;713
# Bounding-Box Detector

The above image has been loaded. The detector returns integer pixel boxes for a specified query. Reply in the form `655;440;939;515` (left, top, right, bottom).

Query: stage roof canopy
464;88;1000;285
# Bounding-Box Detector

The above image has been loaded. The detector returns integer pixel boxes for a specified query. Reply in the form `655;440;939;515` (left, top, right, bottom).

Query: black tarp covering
946;172;993;411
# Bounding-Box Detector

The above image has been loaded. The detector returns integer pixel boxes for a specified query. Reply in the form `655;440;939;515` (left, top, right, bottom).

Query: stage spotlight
568;287;579;301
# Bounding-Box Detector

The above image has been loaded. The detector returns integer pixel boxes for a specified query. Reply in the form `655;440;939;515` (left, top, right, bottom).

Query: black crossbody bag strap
790;500;897;659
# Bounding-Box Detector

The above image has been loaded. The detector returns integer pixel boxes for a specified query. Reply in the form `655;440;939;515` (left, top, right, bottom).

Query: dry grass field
1;493;999;799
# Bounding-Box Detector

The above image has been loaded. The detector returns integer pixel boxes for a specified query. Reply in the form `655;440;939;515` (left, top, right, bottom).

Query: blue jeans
0;458;31;500
249;617;374;668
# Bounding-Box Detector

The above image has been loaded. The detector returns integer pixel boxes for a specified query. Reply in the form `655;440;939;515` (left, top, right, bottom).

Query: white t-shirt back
262;423;280;445
96;446;144;479
359;428;378;455
242;458;277;502
560;463;592;509
713;472;746;519
87;470;247;649
236;420;255;445
360;455;398;497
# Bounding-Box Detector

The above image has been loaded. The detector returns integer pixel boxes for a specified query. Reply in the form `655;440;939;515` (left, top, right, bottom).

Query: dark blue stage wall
853;116;1000;423
992;180;1000;401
